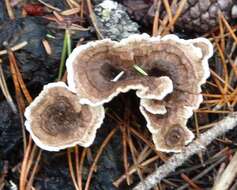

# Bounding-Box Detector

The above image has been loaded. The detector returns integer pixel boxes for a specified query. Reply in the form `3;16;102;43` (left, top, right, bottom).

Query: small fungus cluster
24;33;213;152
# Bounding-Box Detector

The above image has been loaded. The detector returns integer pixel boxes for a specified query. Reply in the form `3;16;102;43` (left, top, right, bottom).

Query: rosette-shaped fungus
66;34;213;152
24;82;104;151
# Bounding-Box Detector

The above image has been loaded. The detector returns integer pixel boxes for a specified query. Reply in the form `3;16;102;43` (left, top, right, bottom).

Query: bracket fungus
24;82;104;151
66;33;213;152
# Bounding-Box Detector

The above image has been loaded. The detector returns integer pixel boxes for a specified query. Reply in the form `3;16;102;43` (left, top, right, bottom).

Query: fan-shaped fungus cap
139;35;213;152
24;82;104;151
66;33;213;152
66;37;174;106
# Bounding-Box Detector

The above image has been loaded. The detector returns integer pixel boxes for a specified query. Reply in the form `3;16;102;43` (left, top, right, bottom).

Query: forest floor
0;0;237;190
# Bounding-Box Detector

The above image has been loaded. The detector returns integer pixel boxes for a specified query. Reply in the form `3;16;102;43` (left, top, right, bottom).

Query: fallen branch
133;112;237;190
212;149;237;190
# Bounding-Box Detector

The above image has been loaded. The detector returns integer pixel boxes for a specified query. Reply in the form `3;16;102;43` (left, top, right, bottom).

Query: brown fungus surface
66;38;174;106
66;34;213;152
24;82;104;151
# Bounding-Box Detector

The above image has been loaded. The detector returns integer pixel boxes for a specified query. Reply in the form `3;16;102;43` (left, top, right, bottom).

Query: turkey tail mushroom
65;34;213;152
25;34;212;152
24;82;104;151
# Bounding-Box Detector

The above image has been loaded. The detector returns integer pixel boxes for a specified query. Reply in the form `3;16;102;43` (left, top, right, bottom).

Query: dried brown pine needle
84;128;117;190
195;110;231;114
86;0;104;39
0;41;27;56
220;13;237;45
119;122;132;185
213;38;229;94
42;39;52;55
53;11;64;22
127;130;144;184
38;0;61;12
67;148;80;190
180;173;202;190
218;12;225;51
152;0;161;36
8;50;32;103
26;149;42;190
61;7;80;16
66;0;81;8
162;0;188;34
4;0;15;19
113;151;159;187
162;0;173;27
0;61;17;113
74;146;81;190
210;69;233;92
5;48;40;190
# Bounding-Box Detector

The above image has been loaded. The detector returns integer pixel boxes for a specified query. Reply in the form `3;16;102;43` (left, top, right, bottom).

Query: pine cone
176;0;236;32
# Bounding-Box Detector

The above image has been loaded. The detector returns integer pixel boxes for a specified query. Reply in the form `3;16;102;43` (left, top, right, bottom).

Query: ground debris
0;101;21;157
94;0;140;40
